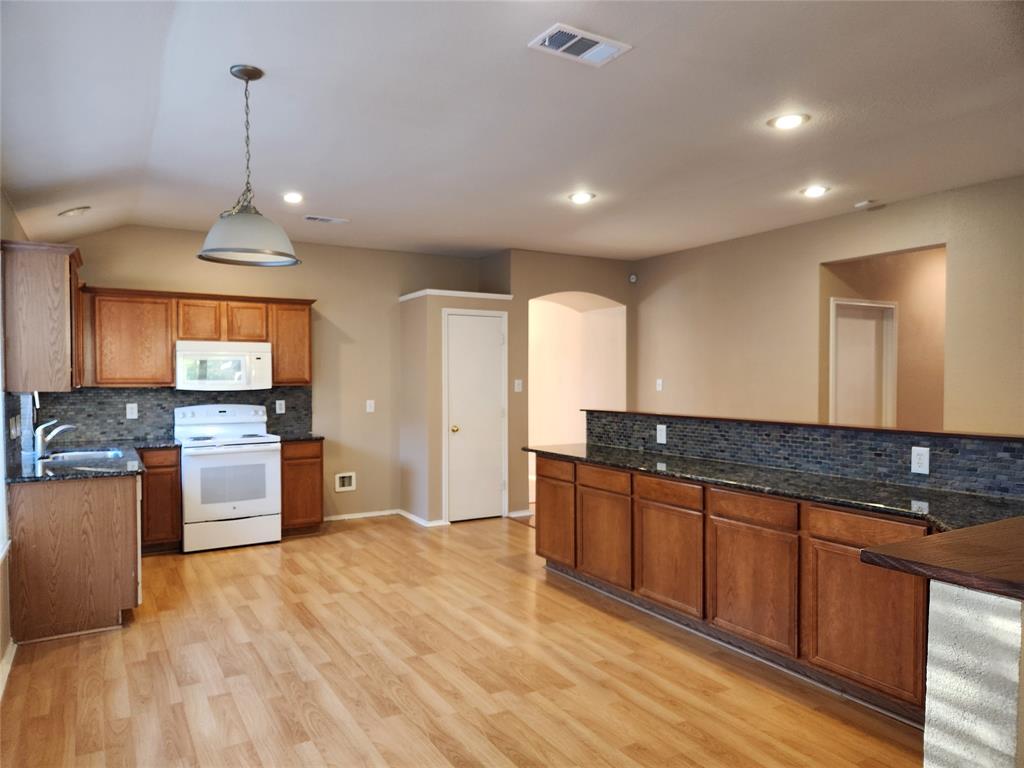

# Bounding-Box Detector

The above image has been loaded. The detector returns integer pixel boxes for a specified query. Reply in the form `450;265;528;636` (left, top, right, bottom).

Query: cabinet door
71;257;84;389
94;294;175;385
576;486;632;589
140;449;181;549
226;301;268;341
804;537;926;703
707;516;799;656
634;499;703;617
270;303;312;384
535;476;575;566
178;298;222;340
282;441;323;530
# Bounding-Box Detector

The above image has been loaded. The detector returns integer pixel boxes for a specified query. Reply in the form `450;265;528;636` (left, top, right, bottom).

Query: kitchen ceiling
2;1;1023;260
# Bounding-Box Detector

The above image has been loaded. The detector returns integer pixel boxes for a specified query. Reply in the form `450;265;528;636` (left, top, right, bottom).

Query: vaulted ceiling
3;1;1023;259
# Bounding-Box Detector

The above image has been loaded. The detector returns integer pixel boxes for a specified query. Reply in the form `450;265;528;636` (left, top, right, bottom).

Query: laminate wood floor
1;517;923;767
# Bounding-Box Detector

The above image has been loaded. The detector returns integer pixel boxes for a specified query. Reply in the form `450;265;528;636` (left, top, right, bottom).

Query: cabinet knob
450;425;460;433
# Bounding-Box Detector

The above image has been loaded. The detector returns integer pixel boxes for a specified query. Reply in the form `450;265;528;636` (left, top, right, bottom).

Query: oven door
181;443;282;523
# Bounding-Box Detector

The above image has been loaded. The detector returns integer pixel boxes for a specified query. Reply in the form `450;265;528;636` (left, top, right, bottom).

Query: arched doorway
527;291;627;511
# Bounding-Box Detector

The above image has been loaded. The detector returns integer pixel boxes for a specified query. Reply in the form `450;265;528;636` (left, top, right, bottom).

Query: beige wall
1;190;27;241
633;174;1024;435
74;225;480;517
820;247;946;431
399;293;512;522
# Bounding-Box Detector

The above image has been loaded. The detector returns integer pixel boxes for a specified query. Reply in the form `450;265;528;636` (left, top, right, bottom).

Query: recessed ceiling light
283;191;303;204
57;205;91;217
569;191;596;205
768;113;810;130
801;185;830;198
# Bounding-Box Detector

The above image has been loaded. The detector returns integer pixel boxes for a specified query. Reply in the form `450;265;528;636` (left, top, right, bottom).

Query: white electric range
174;404;282;552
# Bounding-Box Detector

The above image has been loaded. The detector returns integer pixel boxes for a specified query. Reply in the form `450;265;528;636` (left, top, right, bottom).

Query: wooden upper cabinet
94;293;175;385
270;302;312;385
226;301;268;341
2;240;82;392
178;299;222;340
801;505;927;704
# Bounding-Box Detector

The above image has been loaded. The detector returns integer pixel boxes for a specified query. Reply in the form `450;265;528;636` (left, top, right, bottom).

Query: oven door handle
181;443;282;456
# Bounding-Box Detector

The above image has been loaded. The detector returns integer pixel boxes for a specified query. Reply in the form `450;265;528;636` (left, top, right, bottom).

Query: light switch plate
911;446;930;474
513;379;523;393
276;399;286;414
656;378;663;392
366;399;376;413
656;424;667;444
126;403;138;420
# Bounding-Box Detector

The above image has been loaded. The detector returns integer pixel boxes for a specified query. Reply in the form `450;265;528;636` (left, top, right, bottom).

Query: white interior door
445;311;506;522
830;300;897;427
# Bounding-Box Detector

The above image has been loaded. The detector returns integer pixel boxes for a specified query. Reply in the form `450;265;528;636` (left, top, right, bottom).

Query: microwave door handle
183;443;281;456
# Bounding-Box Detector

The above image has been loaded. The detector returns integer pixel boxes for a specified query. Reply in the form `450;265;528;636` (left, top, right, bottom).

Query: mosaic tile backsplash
586;410;1024;498
9;387;312;448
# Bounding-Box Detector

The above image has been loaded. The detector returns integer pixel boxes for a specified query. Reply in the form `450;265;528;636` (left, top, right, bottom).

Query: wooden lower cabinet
576;485;632;589
707;515;799;656
9;476;138;642
801;505;927;705
634;499;704;617
140;447;182;552
535;476;575;566
282;440;324;532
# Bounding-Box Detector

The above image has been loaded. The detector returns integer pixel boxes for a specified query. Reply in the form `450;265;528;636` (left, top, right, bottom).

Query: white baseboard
507;509;533;518
0;638;15;702
397;510;450;528
323;509;450;528
324;509;401;522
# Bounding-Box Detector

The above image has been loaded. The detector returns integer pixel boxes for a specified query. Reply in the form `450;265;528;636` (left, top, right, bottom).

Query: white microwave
175;341;273;391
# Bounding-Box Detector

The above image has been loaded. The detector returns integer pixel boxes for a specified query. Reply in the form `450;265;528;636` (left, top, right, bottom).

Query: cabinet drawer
802;505;927;547
634;474;703;510
536;456;574;482
708;487;798;531
577;464;631;495
139;447;179;467
282;440;323;460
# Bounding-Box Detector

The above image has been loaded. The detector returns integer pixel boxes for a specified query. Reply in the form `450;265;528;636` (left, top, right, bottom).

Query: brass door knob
450;425;460;433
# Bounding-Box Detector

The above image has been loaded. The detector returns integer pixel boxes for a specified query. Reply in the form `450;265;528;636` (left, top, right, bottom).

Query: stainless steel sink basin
41;449;124;463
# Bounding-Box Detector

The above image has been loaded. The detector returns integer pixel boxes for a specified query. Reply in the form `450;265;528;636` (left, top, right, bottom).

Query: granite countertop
526;443;1024;531
7;443;146;484
279;432;324;442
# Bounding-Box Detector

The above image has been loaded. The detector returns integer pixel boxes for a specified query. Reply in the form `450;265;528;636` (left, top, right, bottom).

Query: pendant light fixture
198;65;299;267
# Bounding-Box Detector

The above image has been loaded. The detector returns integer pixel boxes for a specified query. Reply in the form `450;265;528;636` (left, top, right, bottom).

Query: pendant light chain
224;77;261;217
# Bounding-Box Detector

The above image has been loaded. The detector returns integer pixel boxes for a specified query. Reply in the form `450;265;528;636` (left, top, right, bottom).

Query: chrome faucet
33;419;77;456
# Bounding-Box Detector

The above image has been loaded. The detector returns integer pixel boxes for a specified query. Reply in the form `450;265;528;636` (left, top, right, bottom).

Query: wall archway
528;291;627;503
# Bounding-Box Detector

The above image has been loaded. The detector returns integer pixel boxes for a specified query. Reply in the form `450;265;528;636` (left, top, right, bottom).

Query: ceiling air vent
528;23;631;67
303;214;350;224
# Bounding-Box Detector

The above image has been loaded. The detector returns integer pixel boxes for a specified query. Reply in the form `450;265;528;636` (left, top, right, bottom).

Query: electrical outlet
911;499;930;516
366;400;376;413
656;378;663;392
276;399;286;414
656;461;667;472
911;446;930;475
656;424;667;444
126;403;138;420
513;379;523;393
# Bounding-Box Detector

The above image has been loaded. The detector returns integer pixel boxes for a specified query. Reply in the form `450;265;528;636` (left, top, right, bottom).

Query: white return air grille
528;23;631;67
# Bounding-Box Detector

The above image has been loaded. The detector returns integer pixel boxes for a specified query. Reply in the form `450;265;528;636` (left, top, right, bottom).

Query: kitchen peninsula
526;411;1024;723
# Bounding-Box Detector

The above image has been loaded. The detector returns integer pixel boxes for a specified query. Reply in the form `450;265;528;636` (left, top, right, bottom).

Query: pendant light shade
198;64;299;267
199;211;298;267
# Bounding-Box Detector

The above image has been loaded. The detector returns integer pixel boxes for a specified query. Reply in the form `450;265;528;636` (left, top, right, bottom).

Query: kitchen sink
41;449;124;462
